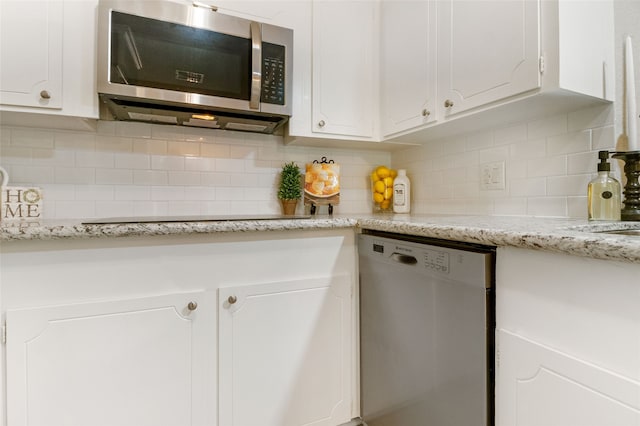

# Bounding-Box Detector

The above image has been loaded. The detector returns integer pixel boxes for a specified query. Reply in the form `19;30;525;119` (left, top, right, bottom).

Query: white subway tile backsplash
509;138;547;160
76;185;115;201
184;156;215;172
0;104;616;220
168;171;201;186
10;165;55;183
116;122;152;139
96;135;133;152
592;125;617;150
567;104;614;132
95;201;134;218
215;158;245;173
527;115;567;139
546;130;591;156
201;143;231;158
55;167;95;184
96;168;134;185
526;156;566;178
115;186;151;201
546;175;592;196
151;186;185;201
11;129;55;148
115;153;151;169
132;139;168;155
133;170;168;185
151;125;184;141
168;140;201;157
494;123;527;145
75;151;115;168
151;155;185;171
510;177;547;197
526;197;567;217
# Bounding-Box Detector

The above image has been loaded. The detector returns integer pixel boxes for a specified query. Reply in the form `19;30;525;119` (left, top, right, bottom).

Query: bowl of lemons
370;165;397;212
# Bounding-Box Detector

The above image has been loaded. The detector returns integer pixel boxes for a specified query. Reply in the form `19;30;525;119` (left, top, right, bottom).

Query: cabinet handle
318;120;326;128
444;99;454;108
40;90;51;99
228;295;237;304
422;109;431;117
187;301;198;311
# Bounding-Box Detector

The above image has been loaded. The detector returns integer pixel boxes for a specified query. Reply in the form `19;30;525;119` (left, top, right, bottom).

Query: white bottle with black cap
393;169;411;213
587;150;621;221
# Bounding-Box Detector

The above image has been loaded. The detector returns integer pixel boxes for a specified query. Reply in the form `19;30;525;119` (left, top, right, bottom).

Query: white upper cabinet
380;0;437;138
381;0;614;144
437;0;540;118
310;1;377;139
0;0;99;126
0;1;63;109
286;0;379;143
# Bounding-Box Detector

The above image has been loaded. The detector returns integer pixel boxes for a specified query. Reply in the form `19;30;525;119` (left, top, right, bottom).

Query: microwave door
106;10;254;112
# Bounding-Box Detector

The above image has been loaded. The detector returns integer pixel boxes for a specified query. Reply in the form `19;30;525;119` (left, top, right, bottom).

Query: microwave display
109;11;285;105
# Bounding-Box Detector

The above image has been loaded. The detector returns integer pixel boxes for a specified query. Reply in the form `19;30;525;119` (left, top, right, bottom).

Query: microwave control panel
261;42;286;105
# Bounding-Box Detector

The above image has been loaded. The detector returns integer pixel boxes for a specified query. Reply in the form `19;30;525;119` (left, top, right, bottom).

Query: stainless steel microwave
97;0;293;134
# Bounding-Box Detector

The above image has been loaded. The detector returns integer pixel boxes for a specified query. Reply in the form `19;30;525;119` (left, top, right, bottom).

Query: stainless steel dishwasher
355;231;495;426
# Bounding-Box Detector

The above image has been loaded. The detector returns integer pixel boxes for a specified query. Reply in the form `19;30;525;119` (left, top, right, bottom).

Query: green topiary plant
278;162;302;200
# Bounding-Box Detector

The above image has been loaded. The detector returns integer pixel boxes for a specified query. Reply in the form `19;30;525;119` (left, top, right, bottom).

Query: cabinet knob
318;120;326;128
40;90;51;100
422;109;431;117
227;295;237;305
444;99;454;108
187;301;198;311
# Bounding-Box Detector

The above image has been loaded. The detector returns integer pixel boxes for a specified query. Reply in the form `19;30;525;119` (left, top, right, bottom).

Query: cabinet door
437;0;539;117
0;0;63;109
219;275;353;426
6;291;216;426
311;1;376;138
380;0;437;137
496;329;640;426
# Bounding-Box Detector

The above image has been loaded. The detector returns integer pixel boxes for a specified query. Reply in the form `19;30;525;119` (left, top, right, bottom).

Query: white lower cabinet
6;291;216;426
218;275;353;426
496;247;640;426
497;329;640;426
0;229;358;426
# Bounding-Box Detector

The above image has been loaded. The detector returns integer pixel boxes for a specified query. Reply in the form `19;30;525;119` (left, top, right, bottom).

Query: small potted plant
278;161;302;215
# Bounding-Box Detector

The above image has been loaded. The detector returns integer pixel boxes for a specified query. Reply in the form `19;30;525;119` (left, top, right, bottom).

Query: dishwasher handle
390;252;418;265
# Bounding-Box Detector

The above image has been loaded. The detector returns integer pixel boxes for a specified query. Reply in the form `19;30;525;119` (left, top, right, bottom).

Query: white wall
0;122;389;219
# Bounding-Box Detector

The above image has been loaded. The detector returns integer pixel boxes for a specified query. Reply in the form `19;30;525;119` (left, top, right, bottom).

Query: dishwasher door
358;232;495;426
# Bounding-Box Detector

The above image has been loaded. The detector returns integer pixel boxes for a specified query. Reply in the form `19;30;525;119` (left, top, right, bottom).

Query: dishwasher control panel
359;233;492;287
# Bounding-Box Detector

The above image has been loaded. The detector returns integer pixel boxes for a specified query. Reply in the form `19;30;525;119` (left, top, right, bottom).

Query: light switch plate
480;161;505;190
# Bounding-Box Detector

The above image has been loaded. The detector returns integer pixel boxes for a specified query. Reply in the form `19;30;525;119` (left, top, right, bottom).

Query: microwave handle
250;21;262;110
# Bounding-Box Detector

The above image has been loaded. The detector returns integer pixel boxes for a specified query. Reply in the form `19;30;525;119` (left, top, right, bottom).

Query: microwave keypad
261;43;285;105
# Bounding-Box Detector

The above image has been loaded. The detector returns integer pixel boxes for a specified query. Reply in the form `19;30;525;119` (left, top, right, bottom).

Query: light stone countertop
1;214;640;264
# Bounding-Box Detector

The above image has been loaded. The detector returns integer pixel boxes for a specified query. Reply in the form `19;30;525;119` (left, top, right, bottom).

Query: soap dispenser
588;150;621;221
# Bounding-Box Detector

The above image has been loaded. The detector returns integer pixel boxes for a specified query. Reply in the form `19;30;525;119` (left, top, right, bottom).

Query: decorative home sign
0;166;43;222
2;187;44;220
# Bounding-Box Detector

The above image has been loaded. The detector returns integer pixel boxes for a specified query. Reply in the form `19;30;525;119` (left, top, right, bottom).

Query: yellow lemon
383;177;394;187
381;199;391;209
389;169;398;178
384;187;393;200
374;180;386;194
373;193;384;203
375;166;390;179
370;171;380;182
